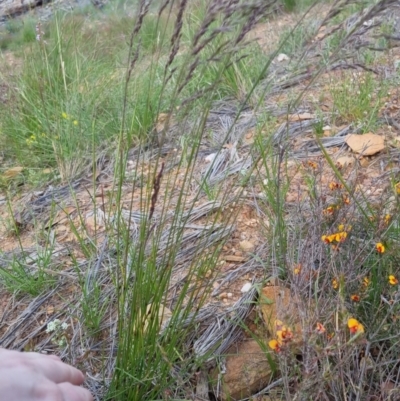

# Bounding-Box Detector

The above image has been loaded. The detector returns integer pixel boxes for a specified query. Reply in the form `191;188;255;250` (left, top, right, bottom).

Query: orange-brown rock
345;133;385;156
261;285;303;344
210;339;275;401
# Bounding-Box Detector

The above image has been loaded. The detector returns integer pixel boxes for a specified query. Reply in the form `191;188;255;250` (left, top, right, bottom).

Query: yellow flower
389;275;398;286
322;234;335;244
332;278;339;290
384;214;391;225
26;134;37;146
395;183;400;195
338;224;345;231
73;120;78;126
347;318;364;335
322;232;347;244
350;294;360;302
335;232;347;242
293;264;301;275
316;322;326;334
62;112;69;119
268;339;281;352
376;243;385;254
363;277;370;288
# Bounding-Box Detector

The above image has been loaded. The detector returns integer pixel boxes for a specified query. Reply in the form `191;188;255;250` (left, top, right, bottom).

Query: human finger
6;350;61;364
0;349;85;385
33;358;85;385
0;349;60;366
58;382;94;401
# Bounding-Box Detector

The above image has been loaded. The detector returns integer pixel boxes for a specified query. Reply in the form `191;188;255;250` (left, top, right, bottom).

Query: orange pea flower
348;318;365;335
335;232;347;242
389;275;398;285
322;232;347;244
322;234;336;243
268;339;281;352
323;206;335;215
322;235;330;244
376;243;385;254
277;327;293;343
329;182;343;190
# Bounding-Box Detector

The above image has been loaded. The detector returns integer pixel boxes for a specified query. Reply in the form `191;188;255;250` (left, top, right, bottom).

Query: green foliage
330;72;386;130
0;14;166;181
80;280;111;337
0;252;57;296
282;0;297;11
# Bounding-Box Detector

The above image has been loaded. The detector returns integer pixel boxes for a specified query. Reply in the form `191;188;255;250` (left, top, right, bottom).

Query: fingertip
70;368;86;385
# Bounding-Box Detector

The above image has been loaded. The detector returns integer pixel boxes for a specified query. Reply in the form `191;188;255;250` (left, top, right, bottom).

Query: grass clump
0;244;57;296
329;71;387;129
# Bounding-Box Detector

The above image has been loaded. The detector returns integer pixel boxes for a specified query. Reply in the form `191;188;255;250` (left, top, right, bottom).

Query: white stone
241;282;252;293
205;153;217;162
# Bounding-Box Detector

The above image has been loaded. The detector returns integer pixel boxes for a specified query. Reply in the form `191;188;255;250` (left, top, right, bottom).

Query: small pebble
241;282;252;293
205;153;216;162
